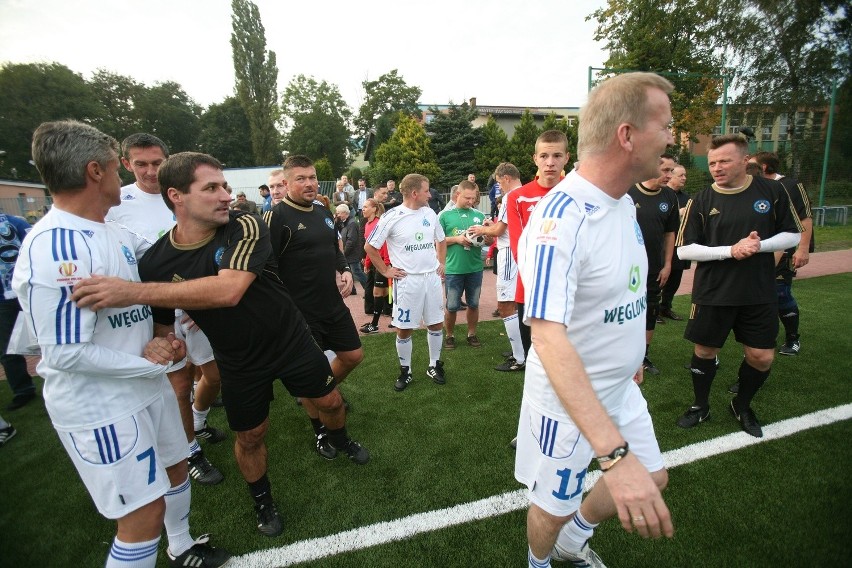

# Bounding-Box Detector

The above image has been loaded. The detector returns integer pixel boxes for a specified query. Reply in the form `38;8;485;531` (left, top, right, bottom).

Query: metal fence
0;196;52;223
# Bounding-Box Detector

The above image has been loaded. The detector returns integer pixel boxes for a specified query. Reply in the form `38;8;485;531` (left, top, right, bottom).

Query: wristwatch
596;442;629;471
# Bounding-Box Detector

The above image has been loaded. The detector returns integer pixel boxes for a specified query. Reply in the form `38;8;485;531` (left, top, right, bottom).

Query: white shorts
496;248;518;303
391;271;444;329
170;310;215;372
57;378;187;519
514;382;664;517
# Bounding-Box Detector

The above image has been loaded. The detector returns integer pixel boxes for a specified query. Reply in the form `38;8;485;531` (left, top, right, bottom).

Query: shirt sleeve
366;213;391;250
506;193;522;261
220;213;272;275
675;197;703;247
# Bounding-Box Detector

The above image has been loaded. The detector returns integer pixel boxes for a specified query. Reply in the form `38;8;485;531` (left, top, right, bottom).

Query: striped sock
105;536;159;568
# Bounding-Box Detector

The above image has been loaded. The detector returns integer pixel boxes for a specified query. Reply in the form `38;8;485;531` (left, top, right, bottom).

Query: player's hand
338;271;354;298
792;249;809;268
731;231;761;260
602;453;674;539
633;365;644;385
437;263;445;278
71;275;137;310
468;224;486;236
387;267;407;279
658;265;671;287
144;332;186;365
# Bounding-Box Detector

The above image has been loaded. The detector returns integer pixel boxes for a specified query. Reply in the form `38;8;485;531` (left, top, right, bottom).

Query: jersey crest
121;245;137;266
753;199;771;214
659;203;670;212
214;246;225;266
633;220;644;245
324;218;334;229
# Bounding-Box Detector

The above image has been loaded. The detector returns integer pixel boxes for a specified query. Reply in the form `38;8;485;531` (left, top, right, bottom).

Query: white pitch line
230;403;852;568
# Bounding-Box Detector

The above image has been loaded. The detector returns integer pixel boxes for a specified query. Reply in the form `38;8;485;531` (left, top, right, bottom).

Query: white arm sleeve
41;342;169;380
677;243;733;262
758;231;801;252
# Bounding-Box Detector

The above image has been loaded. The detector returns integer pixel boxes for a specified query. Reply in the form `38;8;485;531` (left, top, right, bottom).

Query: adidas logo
709;208;720;216
584;203;600;216
123;195;135;200
171;274;185;283
297;223;307;230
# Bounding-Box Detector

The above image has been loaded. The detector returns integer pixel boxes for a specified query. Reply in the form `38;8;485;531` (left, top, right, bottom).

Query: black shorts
221;332;336;432
372;267;389;288
684;303;778;350
306;307;362;353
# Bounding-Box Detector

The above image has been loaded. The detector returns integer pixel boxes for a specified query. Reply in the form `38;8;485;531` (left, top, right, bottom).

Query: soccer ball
465;227;486;247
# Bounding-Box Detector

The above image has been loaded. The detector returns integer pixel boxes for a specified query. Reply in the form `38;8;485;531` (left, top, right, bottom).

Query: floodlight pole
817;79;838;207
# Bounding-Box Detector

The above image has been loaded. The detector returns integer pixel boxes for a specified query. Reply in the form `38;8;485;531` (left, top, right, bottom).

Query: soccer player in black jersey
72;152;370;538
675;134;803;437
627;154;680;376
262;155;364;460
751;151;813;356
660;164;691;320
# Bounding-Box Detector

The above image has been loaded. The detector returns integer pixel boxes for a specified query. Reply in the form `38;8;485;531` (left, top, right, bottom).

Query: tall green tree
589;0;726;142
508;110;541;182
133;82;202;153
281;75;354;176
355;69;422;141
198;97;254;167
373;114;440;183
474;116;511;181
0;62;103;180
231;0;280;165
425;102;482;189
541;112;578;157
88;69;145;143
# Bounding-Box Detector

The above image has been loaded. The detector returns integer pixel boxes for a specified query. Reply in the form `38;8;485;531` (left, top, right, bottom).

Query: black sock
690;354;718;409
779;307;799;340
310;417;325;437
734;360;770;409
327;426;349;449
248;473;273;505
371;296;385;326
517;303;531;357
645;345;650;358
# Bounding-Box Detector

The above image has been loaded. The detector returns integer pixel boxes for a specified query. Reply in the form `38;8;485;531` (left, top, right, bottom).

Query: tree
133;82;202;153
474;116;511;182
507;110;541;182
198;97;254;167
231;0;280;165
88;69;145;144
425;102;482;189
355;69;422;141
589;0;727;142
372;114;440;183
0;62;103;180
281;75;354;177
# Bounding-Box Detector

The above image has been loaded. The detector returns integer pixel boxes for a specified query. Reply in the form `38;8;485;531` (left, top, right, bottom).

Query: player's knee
236;423;268;450
338;348;364;369
311;389;343;414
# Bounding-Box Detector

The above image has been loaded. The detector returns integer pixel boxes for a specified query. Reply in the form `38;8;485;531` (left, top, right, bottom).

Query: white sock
427;330;443;366
187;439;200;459
164;478;194;557
558;509;597;551
396;336;413;368
105;536;159;567
528;547;551;568
0;415;9;429
503;314;525;363
192;404;210;431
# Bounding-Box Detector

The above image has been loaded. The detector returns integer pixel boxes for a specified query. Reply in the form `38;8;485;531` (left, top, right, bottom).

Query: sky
0;0;610;112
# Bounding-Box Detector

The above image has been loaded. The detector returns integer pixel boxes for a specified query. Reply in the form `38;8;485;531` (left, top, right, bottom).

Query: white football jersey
496;191;513;250
366;205;445;274
518;170;648;413
12;207;167;431
106;183;176;248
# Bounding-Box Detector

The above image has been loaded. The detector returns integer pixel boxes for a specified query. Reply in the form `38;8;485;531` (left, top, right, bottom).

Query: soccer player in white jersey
515;73;675;568
106;133;226;486
14;120;228;568
365;173;447;391
469;162;525;372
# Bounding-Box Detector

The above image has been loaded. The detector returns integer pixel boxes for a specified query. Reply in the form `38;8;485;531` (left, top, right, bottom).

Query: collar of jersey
712;175;754;195
635;182;663;196
284;195;314;212
168;227;216;250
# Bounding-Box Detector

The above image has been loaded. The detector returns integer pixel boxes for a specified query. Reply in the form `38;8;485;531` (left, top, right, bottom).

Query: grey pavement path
3;249;851;380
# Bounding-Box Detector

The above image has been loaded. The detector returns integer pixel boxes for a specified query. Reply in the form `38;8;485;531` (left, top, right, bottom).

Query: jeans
349;261;368;290
0;299;35;397
444;271;483;312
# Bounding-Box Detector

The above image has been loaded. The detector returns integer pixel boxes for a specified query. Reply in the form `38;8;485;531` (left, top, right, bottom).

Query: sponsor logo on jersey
122;194;135;200
404;242;435;252
584;203;600;216
106;305;152;329
633;220;644;245
297;223;307;230
415;232;424;241
422;218;430;227
82;230;94;237
58;262;77;277
603;295;647;325
659;203;670;212
628;265;642;293
325;218;334;229
121;245;137;266
214;246;225;266
753;199;771;214
709;208;720;216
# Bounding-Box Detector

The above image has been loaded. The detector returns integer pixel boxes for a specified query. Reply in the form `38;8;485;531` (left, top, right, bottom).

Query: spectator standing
337;205;368;292
259;184;272;213
660;164;690;320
